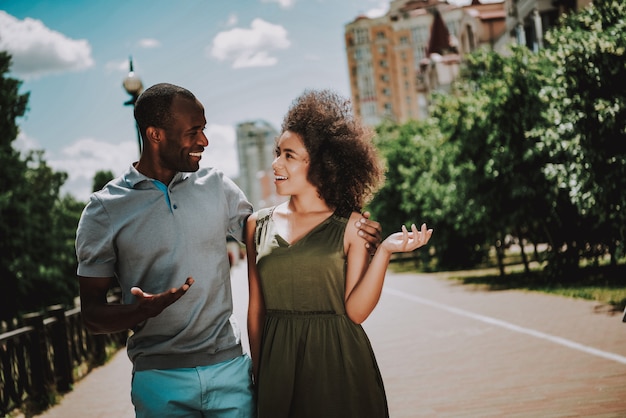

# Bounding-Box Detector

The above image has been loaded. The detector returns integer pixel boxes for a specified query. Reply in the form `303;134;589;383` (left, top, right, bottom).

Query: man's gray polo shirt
75;165;253;371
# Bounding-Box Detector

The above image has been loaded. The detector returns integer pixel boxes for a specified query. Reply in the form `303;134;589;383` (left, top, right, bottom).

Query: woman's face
271;130;312;196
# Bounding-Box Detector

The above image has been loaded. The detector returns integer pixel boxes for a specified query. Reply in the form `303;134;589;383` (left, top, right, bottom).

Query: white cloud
13;131;41;154
447;0;473;5
0;11;94;79
209;18;290;69
138;38;161;48
16;124;239;201
47;138;138;200
365;1;389;19
14;122;239;201
261;0;296;9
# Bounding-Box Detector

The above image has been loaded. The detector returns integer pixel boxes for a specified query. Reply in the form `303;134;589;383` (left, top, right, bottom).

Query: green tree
533;0;626;269
369;1;625;276
0;51;82;320
0;51;31;320
92;170;114;192
370;121;424;237
433;46;557;275
424;91;494;269
13;151;81;315
372;117;487;270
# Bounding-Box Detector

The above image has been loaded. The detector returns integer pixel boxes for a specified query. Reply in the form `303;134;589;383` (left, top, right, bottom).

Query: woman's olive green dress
254;207;389;418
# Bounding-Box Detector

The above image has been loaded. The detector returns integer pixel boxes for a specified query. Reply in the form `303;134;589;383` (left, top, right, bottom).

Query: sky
0;0;468;201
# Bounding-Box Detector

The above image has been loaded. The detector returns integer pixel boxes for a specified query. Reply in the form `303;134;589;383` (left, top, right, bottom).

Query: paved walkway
34;262;626;417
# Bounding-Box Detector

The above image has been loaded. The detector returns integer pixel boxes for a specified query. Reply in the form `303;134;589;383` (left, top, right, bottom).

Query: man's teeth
189;152;202;157
276;176;288;180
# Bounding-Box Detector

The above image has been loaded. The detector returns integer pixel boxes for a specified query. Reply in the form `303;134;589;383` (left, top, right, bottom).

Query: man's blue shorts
131;354;255;417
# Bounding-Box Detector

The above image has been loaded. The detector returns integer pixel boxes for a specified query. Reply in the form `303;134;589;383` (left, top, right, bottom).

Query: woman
245;89;433;417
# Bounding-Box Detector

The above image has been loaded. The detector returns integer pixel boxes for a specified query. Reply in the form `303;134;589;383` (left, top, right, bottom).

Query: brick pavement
33;263;626;417
32;348;134;418
367;271;626;417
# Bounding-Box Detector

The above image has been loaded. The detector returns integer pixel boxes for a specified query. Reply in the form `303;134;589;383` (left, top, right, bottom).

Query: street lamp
122;56;144;155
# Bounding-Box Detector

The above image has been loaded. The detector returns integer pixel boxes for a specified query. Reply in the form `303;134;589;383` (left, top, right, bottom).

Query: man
75;83;381;417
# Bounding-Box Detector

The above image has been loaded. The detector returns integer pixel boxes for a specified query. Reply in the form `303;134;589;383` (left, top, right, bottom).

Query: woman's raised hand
381;223;433;254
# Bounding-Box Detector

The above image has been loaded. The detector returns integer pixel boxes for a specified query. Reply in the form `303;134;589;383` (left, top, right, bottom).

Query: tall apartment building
345;0;468;126
504;0;592;51
235;120;282;210
345;0;590;127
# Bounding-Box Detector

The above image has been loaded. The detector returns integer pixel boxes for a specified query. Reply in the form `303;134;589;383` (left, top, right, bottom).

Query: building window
411;26;430;63
355;28;369;44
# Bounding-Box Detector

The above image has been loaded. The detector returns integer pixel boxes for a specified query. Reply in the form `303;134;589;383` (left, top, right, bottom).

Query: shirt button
173;204;178;210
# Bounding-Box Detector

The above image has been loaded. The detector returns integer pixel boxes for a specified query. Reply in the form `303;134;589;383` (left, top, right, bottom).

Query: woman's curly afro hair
280;89;385;214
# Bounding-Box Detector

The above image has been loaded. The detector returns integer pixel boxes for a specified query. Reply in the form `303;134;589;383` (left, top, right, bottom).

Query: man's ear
146;127;162;144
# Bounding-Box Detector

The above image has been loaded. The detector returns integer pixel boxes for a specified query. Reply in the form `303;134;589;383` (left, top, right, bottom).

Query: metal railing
0;294;128;416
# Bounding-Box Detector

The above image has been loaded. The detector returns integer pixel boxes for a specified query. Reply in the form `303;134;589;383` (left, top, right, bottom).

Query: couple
75;83;433;417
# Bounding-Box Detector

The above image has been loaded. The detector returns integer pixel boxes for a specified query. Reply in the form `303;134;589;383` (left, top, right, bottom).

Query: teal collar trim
152;180;172;211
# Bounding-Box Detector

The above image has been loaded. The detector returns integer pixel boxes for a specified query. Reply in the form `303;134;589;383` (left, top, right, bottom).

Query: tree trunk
495;238;506;277
516;227;530;274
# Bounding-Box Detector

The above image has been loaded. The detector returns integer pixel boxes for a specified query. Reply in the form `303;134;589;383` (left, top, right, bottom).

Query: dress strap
254;206;275;247
256;206;273;222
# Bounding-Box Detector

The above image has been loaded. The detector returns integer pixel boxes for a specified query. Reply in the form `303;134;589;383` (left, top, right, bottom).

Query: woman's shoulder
343;211;363;238
245;208;270;243
251;206;277;224
343;211;372;257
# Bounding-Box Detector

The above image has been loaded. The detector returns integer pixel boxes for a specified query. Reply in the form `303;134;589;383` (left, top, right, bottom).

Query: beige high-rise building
235;120;282;210
504;0;592;51
344;0;508;126
345;0;591;127
345;0;464;126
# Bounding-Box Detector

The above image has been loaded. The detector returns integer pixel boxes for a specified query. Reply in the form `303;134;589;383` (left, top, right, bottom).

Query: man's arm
355;211;382;255
78;275;194;334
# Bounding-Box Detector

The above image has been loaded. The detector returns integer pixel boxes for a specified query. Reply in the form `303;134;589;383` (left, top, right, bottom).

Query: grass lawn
389;249;626;314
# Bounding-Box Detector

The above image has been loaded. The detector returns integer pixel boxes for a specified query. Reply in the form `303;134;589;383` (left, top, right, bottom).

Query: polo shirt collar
122;163;190;189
